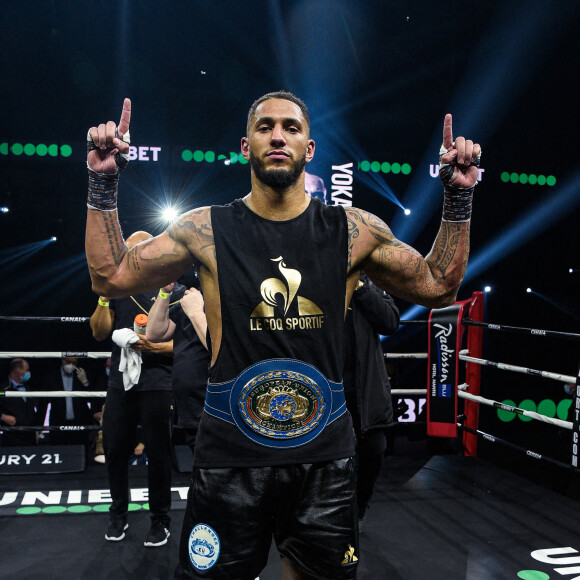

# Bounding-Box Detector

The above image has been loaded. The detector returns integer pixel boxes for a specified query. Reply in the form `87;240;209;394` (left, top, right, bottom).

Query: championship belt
204;359;346;448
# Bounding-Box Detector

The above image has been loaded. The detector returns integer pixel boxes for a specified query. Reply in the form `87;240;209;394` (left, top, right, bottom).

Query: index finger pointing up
443;113;453;151
118;98;131;137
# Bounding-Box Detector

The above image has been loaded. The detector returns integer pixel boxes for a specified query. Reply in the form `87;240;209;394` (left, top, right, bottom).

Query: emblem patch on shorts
188;523;220;571
341;544;358;564
238;370;326;439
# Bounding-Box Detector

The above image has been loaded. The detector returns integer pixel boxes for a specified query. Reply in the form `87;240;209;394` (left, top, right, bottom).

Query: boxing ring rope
390;385;575;430
459;424;574;471
1;296;578;475
1;391;107;398
458;350;575;384
0;316;91;322
0;352;110;359
384;291;579;470
457;388;572;429
0;348;110;444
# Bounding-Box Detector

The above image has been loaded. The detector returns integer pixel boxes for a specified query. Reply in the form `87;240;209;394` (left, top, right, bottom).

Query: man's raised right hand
87;98;132;174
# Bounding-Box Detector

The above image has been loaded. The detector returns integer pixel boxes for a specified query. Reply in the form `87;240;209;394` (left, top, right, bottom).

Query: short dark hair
9;358;25;374
246;90;310;135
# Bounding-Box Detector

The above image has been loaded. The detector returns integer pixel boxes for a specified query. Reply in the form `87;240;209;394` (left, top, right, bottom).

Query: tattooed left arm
345;207;469;308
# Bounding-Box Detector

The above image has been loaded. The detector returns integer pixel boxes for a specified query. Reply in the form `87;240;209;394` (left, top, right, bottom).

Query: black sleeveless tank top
193;197;356;467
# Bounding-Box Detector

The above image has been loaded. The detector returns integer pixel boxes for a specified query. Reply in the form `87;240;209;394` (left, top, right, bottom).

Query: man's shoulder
210;198;245;213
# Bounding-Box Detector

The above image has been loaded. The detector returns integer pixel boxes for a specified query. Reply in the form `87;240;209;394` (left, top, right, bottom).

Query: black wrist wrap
439;155;480;223
87;168;119;211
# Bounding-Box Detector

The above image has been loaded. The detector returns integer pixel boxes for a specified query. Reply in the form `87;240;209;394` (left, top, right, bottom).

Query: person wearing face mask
43;356;95;448
1;358;41;446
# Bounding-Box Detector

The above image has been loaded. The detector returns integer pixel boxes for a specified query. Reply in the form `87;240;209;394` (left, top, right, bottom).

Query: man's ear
305;139;315;163
241;137;250;160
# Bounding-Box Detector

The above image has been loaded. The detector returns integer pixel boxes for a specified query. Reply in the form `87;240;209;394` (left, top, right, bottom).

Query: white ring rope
2;391;106;398
458;349;576;384
0;351;111;359
385;353;428;359
457;389;573;430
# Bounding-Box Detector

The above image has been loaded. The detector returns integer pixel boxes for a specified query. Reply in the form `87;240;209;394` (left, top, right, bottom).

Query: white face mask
63;364;76;374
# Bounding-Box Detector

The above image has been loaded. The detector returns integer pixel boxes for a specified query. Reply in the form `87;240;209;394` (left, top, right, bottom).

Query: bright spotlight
404;208;411;216
570;268;574;273
526;287;532;293
224;159;231;166
484;285;491;293
161;207;179;224
1;207;9;213
51;236;57;242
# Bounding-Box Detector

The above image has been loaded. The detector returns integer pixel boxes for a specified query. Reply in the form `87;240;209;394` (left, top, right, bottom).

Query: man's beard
249;150;307;189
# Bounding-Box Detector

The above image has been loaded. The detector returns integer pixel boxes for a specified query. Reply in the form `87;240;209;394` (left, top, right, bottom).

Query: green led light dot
204;151;215;163
238;155;248;164
68;505;92;513
36;144;48;156
537;175;546;185
128;503;144;511
193;150;205;162
181;149;193;162
518;399;535;422
0;143;8;155
42;506;67;514
229;152;238;164
60;144;72;157
509;172;519;184
546;175;556;186
401;163;411;175
370;161;381;173
24;143;36;156
528;174;537;185
360;160;371;172
497;400;517;422
517;571;550;580
536;399;556;418
11;143;24;155
500;172;510;183
92;504;111;512
17;507;42;515
391;162;401;174
380;162;390;173
557;399;572;420
518;173;528;184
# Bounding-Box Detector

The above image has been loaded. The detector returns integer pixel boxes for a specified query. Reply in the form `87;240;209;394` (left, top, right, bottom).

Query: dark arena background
1;2;579;579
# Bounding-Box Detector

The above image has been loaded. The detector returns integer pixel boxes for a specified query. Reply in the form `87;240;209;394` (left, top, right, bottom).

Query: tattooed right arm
86;206;214;298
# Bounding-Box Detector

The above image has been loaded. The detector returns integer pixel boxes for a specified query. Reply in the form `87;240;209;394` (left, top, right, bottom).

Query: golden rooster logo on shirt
250;257;324;332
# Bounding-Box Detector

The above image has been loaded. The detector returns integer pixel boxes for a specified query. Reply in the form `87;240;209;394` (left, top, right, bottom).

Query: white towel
112;328;142;390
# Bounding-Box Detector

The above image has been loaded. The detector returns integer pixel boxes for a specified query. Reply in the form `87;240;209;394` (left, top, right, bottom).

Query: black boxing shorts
175;458;359;580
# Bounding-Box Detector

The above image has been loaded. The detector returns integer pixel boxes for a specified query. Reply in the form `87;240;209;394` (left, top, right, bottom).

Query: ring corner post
463;291;485;457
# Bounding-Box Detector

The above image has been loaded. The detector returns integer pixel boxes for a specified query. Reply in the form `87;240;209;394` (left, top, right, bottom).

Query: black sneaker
105;520;128;541
144;522;170;547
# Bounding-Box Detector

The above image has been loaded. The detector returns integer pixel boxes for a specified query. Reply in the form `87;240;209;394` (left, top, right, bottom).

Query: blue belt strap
204;358;346;449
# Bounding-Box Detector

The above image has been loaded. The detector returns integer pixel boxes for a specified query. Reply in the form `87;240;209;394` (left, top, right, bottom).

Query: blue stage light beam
464;170;580;283
527;289;580;321
8;253;89;315
351;163;406;210
0;239;58;274
392;169;580;329
392;1;576;246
